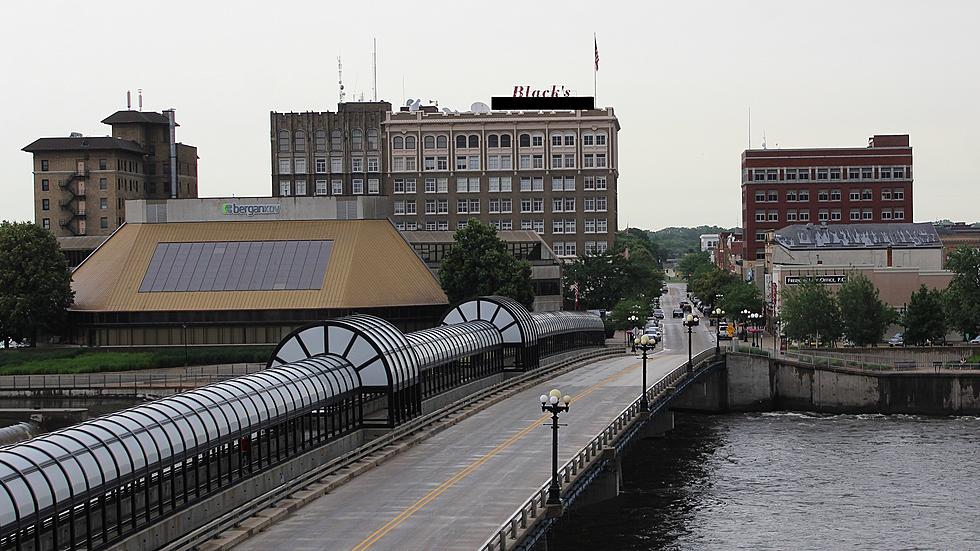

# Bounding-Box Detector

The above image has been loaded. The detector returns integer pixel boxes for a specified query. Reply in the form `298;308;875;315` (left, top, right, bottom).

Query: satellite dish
470;101;491;114
405;98;414;107
442;107;453;114
409;99;422;112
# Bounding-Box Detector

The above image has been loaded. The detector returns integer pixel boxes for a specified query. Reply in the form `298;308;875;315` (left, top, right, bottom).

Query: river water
551;412;980;550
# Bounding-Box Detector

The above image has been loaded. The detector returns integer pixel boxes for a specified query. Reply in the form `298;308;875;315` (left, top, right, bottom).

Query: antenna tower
372;38;377;102
337;57;346;103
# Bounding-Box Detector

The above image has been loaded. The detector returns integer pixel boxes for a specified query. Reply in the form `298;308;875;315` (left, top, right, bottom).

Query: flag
594;34;599;71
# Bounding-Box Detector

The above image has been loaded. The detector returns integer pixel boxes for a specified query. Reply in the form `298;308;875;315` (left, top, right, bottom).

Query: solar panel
138;240;333;292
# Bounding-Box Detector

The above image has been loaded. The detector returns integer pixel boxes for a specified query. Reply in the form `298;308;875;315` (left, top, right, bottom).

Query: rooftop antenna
372;38;377;102
747;106;751;149
762;130;767;150
138;89;143;111
126;90;131;110
337;57;346;103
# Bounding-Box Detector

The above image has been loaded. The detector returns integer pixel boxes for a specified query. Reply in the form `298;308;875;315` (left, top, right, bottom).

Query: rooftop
101;110;175;126
774;223;941;250
22;136;145;154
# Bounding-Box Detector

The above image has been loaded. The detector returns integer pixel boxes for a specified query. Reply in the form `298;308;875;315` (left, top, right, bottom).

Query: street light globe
634;337;641;345
685;314;694;323
539;394;549;404
562;395;571;405
549;395;559;405
640;334;650;345
549;389;561;399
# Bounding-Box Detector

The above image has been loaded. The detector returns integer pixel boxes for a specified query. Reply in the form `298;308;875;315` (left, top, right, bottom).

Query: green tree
609;297;648;331
780;279;842;346
838;272;896;346
719;280;764;318
439;221;534;309
562;249;663;311
944;247;980;339
676;251;714;281
0;222;74;345
903;285;947;345
689;266;735;308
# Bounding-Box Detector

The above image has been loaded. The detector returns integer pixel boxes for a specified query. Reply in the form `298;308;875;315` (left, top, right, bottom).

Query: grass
0;346;275;375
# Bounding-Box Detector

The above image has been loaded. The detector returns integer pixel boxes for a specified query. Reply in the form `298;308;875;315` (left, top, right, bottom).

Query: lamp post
740;309;750;341
181;323;188;367
712;307;725;358
539;389;571;506
749;313;761;347
627;315;639;350
634;334;657;411
683;313;699;372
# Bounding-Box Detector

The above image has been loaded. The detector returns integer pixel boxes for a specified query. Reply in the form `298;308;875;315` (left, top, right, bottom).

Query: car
672;308;684;318
679;301;692;313
970;335;980;345
717;322;733;340
645;328;662;340
653;309;665;319
888;333;905;347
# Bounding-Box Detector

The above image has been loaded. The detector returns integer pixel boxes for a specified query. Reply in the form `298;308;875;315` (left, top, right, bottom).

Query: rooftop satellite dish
409;99;422;112
470;101;491;114
405;98;414;107
442;107;453;114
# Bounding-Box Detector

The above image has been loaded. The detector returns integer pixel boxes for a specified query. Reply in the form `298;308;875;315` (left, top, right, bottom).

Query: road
235;284;716;551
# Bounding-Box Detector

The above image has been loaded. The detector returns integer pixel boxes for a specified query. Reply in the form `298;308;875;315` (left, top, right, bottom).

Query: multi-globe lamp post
740;309;750;342
683;313;700;372
539;389;571;506
627;315;639;349
633;333;657;411
749;312;762;347
711;307;725;358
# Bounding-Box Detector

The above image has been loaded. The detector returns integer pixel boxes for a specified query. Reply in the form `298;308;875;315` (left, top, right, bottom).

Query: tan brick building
24;110;198;238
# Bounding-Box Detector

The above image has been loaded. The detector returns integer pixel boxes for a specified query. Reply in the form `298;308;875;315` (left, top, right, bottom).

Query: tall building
270;102;620;257
270;102;390;199
384;106;619;257
24;109;198;238
741;134;913;262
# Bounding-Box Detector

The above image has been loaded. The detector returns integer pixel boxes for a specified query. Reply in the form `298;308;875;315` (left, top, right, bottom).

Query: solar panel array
138;240;333;292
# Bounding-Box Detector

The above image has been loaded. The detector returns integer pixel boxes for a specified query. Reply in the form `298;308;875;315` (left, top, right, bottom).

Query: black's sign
491;96;595;110
785;275;847;285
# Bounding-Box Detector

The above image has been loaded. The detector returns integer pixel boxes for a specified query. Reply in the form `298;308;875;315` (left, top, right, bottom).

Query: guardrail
780;350;980;372
161;347;621;551
0;364;267;392
479;347;716;551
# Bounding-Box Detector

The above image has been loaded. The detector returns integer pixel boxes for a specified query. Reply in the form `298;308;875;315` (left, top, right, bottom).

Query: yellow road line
350;357;646;551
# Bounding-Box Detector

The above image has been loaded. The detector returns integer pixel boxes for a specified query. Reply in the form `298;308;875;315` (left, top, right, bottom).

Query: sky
2;0;978;231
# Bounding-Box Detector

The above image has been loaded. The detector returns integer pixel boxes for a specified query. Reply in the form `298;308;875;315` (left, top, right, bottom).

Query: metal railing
0;363;267;392
479;348;716;551
780;350;980;372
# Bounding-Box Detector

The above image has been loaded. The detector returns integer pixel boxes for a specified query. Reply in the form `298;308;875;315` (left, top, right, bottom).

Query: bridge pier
640;410;674;438
568;447;622;511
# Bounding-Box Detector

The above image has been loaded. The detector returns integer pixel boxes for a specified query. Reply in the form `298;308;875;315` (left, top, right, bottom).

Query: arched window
405;135;416;149
487;134;499;148
393;136;404;149
352;129;363;150
468;135;479;148
564;132;575;146
331;130;342;150
500;134;512;148
367;129;379;150
278;130;290;152
519;133;531;148
436;135;448;149
456;135;467;149
423;135;436;149
315;129;327;150
295;130;306;151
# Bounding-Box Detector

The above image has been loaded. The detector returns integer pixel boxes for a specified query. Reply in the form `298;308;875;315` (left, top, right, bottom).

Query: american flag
594;35;599;71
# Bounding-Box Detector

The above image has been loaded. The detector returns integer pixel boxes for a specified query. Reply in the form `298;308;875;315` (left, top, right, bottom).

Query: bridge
0;285;718;551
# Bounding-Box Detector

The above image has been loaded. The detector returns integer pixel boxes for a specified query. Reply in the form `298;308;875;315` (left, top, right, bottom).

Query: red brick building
741;134;913;261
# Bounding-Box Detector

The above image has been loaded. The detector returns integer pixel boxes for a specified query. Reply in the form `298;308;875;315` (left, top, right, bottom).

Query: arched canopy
406;320;501;371
269;314;419;391
441;296;537;346
530;311;604;338
0;354;358;532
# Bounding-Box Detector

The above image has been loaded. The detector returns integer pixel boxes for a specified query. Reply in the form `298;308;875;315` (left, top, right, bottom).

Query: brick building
24;109;197;238
270;102;620;257
741;134;913;263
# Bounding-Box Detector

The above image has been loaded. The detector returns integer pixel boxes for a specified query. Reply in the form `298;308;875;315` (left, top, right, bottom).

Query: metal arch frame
406;320;502;371
15;442;76;548
0;471;22;549
38;433;96;549
0;452;52;550
440;296;540;370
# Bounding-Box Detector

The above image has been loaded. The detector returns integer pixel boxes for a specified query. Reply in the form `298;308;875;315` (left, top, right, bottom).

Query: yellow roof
71;220;448;312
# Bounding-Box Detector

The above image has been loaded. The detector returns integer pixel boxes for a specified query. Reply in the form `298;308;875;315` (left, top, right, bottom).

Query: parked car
717;322;732;340
653;309;665;319
888;333;905;347
679;301;692;313
645;328;662;341
672;308;684;318
969;335;980;345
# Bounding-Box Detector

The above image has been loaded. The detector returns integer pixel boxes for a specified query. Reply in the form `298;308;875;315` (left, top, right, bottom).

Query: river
551;412;980;550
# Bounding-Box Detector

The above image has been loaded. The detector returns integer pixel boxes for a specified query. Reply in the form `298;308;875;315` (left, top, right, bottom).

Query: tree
562;249;664;311
838;272;895;346
904;285;947;345
780;279;842;346
439;221;534;309
0;222;74;345
676;252;714;281
944;247;980;339
689;266;735;309
609;297;648;331
719;280;764;318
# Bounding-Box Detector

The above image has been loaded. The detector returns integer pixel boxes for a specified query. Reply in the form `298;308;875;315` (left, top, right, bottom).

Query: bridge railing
479;348;716;551
781;350;980;372
0;365;265;392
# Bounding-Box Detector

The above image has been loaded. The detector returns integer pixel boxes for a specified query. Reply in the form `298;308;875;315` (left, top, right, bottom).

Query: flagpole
593;32;598;101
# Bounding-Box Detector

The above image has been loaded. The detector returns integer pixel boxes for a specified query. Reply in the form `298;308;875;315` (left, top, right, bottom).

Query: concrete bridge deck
233;289;715;551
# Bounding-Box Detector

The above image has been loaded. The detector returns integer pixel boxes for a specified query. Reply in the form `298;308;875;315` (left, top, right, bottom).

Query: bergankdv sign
785;275;848;285
222;203;281;216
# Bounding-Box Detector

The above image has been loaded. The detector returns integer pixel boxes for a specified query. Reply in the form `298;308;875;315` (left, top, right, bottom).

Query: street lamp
740;309;750;342
748;313;761;347
634;334;657;411
181;323;189;366
627;315;639;350
683;313;700;372
712;307;725;358
540;389;572;506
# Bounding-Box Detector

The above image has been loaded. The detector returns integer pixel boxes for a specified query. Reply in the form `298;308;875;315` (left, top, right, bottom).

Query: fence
781;349;980;372
0;364;266;392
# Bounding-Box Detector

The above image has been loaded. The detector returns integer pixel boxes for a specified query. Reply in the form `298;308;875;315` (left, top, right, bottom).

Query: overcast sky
2;0;978;230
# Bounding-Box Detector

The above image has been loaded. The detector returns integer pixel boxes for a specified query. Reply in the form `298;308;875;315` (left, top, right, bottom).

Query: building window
331;157;343;173
583;134;594;147
468;156;480;170
799;211;810;222
456;199;468;214
767;211;778;222
862;189;872;200
881;189;892;200
278;130;290;152
100;217;108;229
830;190;841;201
315;129;327;151
596;197;607;211
279;159;291;174
294;158;307;173
424;178;437;193
425;200;438;214
817;168;829;180
831;210;841;221
798;169;810;181
756;251;766;260
564;133;575;146
785;169;797;181
862;209;873;220
533;198;544;212
829;168;841;180
880;167;892;179
755;191;765;202
315;158;327;173
394;200;406;215
100;197;108;209
352;158;363;173
406;200;417;215
367;129;379;150
894;209;905;220
766;169;777;181
881;210;893;220
437;178;449;193
316;180;328;195
295;180;307;195
552;198;563;213
368;179;380;194
353;179;364;194
532;155;544;169
98;159;107;170
552;154;563;169
551;134;563;147
753;169;766;182
533;219;544;233
893;167;906;179
42;198;49;211
786;211;797;222
893;188;905;200
295;131;306;152
438;199;449;213
279;181;291;196
849;190;861;201
848;168;860;179
331;180;343;195
755;211;766;222
818;210;829;222
755;232;766;242
786;190;797;202
798;190;809;202
848;209;859;221
351;129;363;150
521;198;532;213
553;220;564;234
41;179;49;191
818;190;829;202
767;190;778;202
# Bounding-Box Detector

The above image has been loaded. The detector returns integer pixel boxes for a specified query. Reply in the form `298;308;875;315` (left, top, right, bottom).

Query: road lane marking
350;355;665;551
